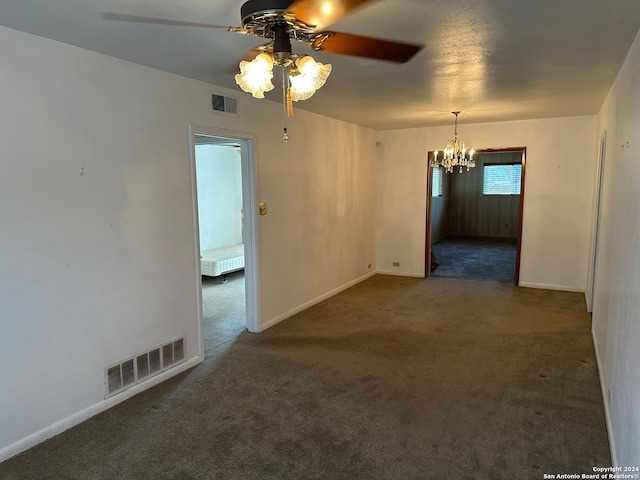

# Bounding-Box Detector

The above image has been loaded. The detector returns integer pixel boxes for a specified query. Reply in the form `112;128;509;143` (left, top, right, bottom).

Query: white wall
195;145;243;250
377;116;597;291
376;128;429;277
592;26;640;468
0;26;378;460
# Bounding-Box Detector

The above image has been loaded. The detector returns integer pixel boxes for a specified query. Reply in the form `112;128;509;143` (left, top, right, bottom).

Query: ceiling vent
105;338;186;398
211;92;238;116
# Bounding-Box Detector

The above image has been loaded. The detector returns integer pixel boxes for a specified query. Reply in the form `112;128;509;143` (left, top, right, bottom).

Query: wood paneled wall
431;168;449;243
447;152;521;238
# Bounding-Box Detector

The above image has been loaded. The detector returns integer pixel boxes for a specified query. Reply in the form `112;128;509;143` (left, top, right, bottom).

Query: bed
200;244;245;282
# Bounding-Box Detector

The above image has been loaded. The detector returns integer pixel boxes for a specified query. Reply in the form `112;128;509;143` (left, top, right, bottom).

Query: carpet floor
431;236;517;284
0;275;610;479
201;271;246;353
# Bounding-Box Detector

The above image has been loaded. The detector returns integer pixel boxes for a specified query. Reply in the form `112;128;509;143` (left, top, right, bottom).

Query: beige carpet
0;275;610;479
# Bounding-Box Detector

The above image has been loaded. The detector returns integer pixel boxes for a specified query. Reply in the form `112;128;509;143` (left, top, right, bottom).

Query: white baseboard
585;289;593;313
518;281;584;293
592;329;617;468
260;271;377;331
376;270;424;278
0;355;203;463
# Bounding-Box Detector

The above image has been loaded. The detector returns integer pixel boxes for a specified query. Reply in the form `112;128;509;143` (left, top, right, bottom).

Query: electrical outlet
368;263;372;269
393;262;400;267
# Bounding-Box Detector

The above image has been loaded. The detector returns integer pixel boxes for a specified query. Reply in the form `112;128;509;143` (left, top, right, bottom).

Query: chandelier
431;112;475;173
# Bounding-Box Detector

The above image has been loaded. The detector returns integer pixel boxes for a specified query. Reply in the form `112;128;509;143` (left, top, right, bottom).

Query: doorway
188;125;260;359
425;148;526;285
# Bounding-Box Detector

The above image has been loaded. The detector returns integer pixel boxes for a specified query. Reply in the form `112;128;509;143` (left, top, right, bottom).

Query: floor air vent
105;338;185;398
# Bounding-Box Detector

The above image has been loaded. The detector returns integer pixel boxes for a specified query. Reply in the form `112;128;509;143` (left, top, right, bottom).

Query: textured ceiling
1;0;640;130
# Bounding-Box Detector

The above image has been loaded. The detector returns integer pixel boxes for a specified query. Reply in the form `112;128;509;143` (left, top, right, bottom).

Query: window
483;163;522;195
432;167;443;196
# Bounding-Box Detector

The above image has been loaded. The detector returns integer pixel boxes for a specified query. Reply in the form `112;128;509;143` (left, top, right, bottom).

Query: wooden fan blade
287;0;374;30
100;12;251;33
310;31;422;63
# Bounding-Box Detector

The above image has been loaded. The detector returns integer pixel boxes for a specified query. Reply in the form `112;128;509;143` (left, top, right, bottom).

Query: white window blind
432;167;443;196
483;164;522;195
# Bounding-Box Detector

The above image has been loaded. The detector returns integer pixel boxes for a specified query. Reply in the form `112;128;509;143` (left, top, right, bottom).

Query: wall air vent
210;92;238;116
104;338;186;398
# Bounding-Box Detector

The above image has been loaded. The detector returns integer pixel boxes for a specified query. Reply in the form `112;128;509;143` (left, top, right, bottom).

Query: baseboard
592;329;618;467
585;289;593;313
376;270;424;278
260;271;377;331
0;355;204;463
518;281;584;293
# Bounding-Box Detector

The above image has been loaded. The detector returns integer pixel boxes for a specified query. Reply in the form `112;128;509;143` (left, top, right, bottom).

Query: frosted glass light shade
289;56;332;101
235;52;275;99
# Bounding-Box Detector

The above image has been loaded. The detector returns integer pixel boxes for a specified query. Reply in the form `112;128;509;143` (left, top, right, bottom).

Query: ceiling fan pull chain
287;88;294;117
282;67;289;142
284;63;294;117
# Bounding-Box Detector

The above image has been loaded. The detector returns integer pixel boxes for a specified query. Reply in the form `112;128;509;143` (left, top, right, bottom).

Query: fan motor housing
240;0;292;26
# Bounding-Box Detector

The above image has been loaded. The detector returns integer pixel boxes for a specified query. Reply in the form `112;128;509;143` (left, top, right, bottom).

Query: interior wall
592;26;640;468
377;115;597;290
376;128;428;276
195;145;243;250
448;152;521;238
0;26;378;461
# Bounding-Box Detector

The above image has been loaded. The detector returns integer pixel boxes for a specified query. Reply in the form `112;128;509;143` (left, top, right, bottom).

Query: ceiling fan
103;0;422;70
103;0;423;139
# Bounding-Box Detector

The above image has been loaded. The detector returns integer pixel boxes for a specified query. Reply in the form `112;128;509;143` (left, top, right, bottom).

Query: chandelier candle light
431;111;475;173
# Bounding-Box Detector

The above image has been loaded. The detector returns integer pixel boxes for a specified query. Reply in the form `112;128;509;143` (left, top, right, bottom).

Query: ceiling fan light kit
233;0;423;140
235;52;275;98
289;56;332;101
102;0;423;141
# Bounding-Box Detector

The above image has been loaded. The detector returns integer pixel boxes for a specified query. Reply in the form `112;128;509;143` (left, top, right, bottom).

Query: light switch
259;202;267;215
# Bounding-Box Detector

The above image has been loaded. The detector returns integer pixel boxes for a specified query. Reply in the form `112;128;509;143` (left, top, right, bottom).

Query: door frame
188;124;261;357
586;131;607;312
425;147;527;285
